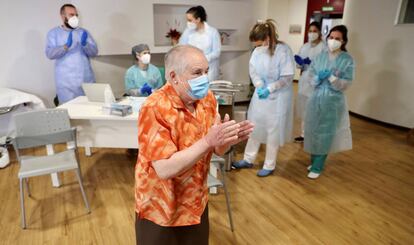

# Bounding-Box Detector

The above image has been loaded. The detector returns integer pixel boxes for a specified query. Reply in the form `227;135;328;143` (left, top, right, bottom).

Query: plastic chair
208;155;234;232
12;109;90;229
210;80;240;171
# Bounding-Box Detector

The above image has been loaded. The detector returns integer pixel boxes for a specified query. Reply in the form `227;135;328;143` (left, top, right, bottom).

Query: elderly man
45;4;98;104
135;45;254;245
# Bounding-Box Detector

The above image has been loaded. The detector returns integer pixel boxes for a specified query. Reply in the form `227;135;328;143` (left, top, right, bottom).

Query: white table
58;96;145;155
58;96;218;193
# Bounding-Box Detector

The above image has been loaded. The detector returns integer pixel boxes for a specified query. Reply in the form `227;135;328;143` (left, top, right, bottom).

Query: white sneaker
307;171;320;179
307;165;312;171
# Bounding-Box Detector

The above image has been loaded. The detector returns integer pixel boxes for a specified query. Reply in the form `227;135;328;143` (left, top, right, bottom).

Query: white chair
208;155;234;232
12;109;90;229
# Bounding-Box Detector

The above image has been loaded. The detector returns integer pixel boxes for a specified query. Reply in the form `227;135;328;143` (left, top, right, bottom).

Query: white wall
79;0;258;98
343;0;414;128
267;0;308;80
0;0;306;107
0;0;265;105
0;0;67;107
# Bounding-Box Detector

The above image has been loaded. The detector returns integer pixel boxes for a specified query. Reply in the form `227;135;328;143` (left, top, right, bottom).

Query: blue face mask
187;74;210;99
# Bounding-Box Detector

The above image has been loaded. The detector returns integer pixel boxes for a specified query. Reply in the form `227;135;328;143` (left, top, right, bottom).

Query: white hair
164;45;203;81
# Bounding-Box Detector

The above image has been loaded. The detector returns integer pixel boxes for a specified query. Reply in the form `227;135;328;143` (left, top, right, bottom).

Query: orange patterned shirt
135;82;217;226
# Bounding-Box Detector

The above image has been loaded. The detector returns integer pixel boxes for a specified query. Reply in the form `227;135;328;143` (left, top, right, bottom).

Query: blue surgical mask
187;74;209;99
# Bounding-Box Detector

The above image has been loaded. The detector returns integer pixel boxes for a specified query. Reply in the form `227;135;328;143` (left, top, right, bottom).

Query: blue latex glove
318;70;332;81
81;31;88;46
294;55;304;66
140;83;153;96
257;87;270;99
303;57;311;65
65;31;73;48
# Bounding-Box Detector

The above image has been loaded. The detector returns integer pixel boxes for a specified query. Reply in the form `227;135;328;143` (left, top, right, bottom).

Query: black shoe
232;160;254;169
294;136;304;142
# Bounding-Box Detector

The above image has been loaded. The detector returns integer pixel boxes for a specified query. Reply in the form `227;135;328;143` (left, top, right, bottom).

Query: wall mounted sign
289;24;302;34
322;6;334;11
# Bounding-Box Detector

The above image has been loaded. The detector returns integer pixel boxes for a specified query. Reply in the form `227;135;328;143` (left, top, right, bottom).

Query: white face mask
187;21;197;30
68;16;79;29
327;39;342;52
255;42;269;52
139;53;151;65
308;32;319;42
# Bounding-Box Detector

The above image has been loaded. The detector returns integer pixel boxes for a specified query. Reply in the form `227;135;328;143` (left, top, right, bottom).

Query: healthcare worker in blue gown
233;19;295;177
124;44;163;97
179;5;221;81
45;4;98;104
304;25;355;179
293;21;326;143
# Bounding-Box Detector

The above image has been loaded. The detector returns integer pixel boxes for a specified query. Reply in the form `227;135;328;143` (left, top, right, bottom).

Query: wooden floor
1;116;413;244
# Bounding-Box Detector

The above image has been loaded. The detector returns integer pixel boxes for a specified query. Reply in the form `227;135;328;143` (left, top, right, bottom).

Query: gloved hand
81;31;88;46
65;31;73;48
140;83;153;96
294;55;304;66
257;87;270;99
204;114;240;148
303;57;311;65
318;69;331;81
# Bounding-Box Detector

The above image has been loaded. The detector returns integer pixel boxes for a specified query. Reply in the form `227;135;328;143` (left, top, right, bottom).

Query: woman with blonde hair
233;19;295;177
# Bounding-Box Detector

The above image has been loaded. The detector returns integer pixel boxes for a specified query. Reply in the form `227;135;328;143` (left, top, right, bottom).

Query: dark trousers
135;206;209;245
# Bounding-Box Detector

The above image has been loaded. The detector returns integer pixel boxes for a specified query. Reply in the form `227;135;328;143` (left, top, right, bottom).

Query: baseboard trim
349;111;411;132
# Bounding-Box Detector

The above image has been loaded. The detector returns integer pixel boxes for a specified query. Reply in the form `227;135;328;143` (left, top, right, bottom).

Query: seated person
124;44;163;96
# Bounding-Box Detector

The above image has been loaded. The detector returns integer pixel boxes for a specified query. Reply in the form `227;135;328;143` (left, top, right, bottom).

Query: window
396;0;414;24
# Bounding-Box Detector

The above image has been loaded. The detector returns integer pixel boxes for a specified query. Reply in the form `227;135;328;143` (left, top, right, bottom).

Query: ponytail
249;19;280;55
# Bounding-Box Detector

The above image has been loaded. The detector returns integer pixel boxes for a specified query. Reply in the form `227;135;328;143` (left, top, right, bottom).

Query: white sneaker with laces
307;171;320;179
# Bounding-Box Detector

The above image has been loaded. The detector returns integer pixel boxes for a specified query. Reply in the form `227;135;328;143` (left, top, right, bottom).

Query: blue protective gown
45;26;98;103
179;22;221;81
304;50;355;155
124;64;163;96
296;41;326;119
